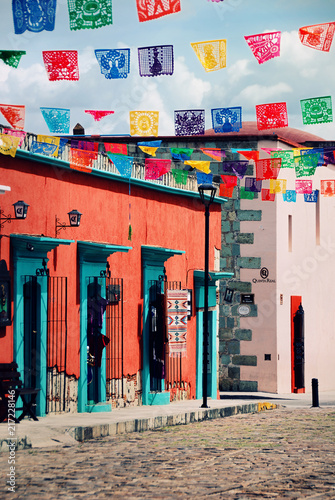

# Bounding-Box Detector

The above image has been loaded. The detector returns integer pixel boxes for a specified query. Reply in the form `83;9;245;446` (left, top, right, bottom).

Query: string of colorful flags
1;125;335;202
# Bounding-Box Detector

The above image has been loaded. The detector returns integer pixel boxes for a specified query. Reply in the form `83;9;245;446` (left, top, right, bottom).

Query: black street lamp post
198;183;217;409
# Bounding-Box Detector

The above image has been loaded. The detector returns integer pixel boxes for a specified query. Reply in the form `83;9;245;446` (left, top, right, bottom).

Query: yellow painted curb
258;402;278;412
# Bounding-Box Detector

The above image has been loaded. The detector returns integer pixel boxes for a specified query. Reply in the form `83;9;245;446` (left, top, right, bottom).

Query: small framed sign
224;288;234;303
238;304;250;316
241;293;254;304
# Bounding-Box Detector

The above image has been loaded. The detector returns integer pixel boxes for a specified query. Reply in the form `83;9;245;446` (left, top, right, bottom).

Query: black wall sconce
55;209;82;237
0;200;29;230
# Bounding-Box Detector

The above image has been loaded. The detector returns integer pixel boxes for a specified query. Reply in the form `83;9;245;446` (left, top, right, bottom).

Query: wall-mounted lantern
0;200;29;229
55;209;82;237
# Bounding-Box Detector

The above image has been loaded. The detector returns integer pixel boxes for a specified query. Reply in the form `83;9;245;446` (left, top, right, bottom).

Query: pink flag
245;31;281;64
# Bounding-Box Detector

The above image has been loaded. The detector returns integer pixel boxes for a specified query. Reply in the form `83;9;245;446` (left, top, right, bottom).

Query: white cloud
235;82;293;105
227;58;253;84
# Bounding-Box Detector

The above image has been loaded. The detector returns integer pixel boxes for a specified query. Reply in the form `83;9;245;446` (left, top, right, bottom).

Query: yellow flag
184;160;211;174
37;134;60;157
129;111;159;136
138;146;158;156
191;39;226;72
0;134;21;157
270;179;287;194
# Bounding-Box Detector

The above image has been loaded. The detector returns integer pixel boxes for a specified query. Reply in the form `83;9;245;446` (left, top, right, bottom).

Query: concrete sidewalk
1;391;334;451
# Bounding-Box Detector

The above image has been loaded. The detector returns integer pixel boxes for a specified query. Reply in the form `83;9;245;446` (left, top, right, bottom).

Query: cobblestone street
1;407;334;499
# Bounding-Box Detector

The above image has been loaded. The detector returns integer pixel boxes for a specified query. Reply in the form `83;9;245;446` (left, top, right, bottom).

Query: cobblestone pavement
1;407;335;499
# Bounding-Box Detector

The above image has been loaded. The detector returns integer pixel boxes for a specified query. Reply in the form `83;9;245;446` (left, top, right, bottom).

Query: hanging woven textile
0;134;21;157
37;134;60;157
30;141;58;156
129;111;159;136
304;190;319;203
321;180;335;197
166;289;188;357
0;104;25;130
299;22;335;52
282;190;297;203
269;179;287;194
244;32;281;64
300;96;333;125
2;127;26;147
170;148;193;161
138;45;174;76
12;0;57;34
107;153;133;178
196;172;213;185
255;158;281;179
295;180;312;194
256;102;288;130
69;149;98;173
144;158;171;179
270;150;295;168
184;160;210;174
40;107;70;134
104;143;128;155
294;154;318;177
0;50;26;68
211;106;242;133
136;0;181;23
174;109;205;136
67;0;112;30
201;148;226;161
171;168;188;185
42;51;79;81
240;187;255;200
191;39;226;72
222;160;248;179
261;189;275;201
95;49;130;79
244;178;262;192
85;110;114;121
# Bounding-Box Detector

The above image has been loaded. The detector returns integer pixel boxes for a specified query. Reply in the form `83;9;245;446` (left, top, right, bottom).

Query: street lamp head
13;200;29;219
68;209;82;227
198;184;217;208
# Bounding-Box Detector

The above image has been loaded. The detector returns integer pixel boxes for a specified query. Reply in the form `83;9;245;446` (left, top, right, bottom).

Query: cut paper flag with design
201;148;226;161
191;39;226;72
67;0;113;31
300;148;324;166
211;106;242;133
69;149;98;173
299;22;335;52
304;190;319;203
300;96;333;125
136;0;181;22
85;110;115;121
37;134;60;157
166;289;188;357
107;153;134;178
256;102;288;130
2;128;26;147
175;110;205;136
261;189;275;201
0;50;26;68
138;45;174;76
42;51;79;81
138;140;162;156
0;104;25;130
238;150;259;161
245;178;262;192
129;111;159;136
12;0;57;34
282;190;297;203
171;168;188;185
184;160;211;174
145;158;171;179
0;134;21;157
221;175;238;188
40;108;70;134
240;187;255;199
220;185;234;198
95;49;130;79
196;172;213;185
170;148;193;161
30;141;58;156
244;32;281;64
295;180;312;194
222;161;248;179
270;150;295;168
58;138;68;155
262;147;283;155
104;143;128;155
294;154;318;177
71;140;99;152
323;149;335;165
269;179;287;194
321;180;335;197
255;158;281;179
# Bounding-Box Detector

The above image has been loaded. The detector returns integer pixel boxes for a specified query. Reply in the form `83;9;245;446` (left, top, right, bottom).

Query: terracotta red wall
0;154;221;397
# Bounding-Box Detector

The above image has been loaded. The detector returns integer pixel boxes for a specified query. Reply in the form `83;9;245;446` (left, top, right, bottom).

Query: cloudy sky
0;0;334;139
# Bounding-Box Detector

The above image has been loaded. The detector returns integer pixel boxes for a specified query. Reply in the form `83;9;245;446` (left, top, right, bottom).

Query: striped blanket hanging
166;289;188;357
